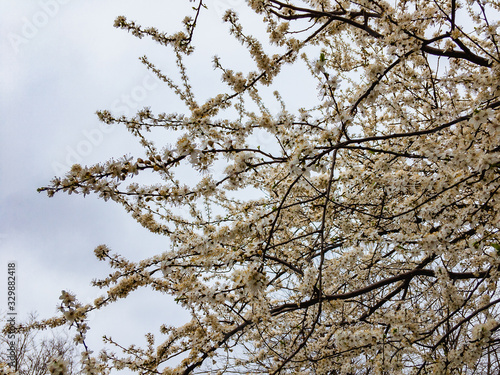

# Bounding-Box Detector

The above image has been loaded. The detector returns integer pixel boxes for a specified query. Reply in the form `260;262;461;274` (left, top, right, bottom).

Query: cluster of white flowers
335;328;382;352
57;291;92;349
232;264;267;297
79;351;108;375
47;357;69;375
0;364;17;375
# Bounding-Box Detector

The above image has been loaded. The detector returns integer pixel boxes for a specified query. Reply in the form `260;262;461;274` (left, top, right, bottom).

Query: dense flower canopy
29;0;500;373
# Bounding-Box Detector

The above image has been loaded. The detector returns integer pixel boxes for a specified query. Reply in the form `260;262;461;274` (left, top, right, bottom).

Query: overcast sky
0;0;318;366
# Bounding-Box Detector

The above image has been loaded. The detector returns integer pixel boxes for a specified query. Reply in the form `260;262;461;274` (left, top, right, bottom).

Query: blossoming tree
34;0;500;373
